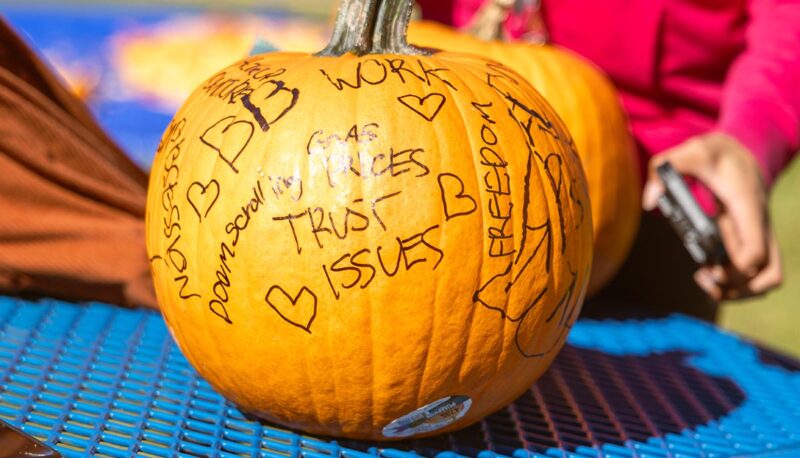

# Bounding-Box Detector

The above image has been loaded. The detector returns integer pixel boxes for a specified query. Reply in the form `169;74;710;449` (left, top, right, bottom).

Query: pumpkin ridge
433;57;502;394
327;56;355;434
296;56;326;431
437;60;487;390
431;57;476;405
299;58;334;430
265;54;330;429
443;55;557;405
349;69;377;432
415;55;487;423
505;75;545;367
409;56;444;413
191;101;229;396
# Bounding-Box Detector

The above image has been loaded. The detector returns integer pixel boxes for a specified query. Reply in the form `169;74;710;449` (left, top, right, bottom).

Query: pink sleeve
717;0;800;186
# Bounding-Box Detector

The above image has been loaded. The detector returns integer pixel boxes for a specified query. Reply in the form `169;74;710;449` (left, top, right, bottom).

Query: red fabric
417;0;800;194
0;17;155;309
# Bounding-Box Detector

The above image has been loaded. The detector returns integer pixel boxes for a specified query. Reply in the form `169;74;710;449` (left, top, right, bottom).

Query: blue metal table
3;6;800;457
1;296;799;457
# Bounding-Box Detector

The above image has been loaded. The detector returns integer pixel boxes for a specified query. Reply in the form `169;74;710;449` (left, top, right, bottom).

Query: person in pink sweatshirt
419;0;800;316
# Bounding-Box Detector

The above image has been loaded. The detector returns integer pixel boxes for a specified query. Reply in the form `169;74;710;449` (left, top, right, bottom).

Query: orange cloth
0;17;155;309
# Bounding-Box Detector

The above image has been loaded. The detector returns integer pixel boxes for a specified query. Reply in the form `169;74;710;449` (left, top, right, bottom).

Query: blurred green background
721;159;800;357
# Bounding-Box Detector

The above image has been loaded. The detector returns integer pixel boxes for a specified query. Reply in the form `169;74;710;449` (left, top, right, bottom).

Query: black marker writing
438;173;477;220
272;191;401;253
398;93;446;122
208;181;267;324
199;116;254;174
320;58;456;92
187;179;220;220
152;118;200;302
265;285;318;333
323;224;443;299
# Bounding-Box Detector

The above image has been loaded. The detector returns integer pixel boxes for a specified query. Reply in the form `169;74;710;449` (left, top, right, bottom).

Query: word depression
149;118;201;302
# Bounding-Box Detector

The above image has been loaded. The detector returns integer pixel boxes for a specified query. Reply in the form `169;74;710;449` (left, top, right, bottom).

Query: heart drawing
186;179;220;220
266;285;318;333
398;93;446;122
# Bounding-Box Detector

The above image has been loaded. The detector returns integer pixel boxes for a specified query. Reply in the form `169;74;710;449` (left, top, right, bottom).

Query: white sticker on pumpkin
382;395;472;438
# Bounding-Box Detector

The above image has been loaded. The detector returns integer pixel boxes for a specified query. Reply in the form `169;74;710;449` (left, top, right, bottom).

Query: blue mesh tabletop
1;296;799;458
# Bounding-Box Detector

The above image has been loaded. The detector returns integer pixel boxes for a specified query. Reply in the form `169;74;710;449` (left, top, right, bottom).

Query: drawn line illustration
438;173;477;220
398;93;446;122
199;116;255;174
186;179;220;220
266;285;318;334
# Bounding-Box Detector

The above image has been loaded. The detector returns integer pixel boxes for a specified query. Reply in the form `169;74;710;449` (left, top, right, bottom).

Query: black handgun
656;162;729;266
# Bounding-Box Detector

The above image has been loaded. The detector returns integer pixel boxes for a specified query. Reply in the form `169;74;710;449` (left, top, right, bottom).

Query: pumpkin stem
317;0;429;56
317;0;379;56
372;0;429;54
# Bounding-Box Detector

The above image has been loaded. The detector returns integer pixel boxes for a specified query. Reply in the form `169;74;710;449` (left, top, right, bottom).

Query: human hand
642;132;782;301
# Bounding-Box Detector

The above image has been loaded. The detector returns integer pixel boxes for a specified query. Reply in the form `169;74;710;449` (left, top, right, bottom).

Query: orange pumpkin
112;14;330;110
409;18;641;295
146;0;592;440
